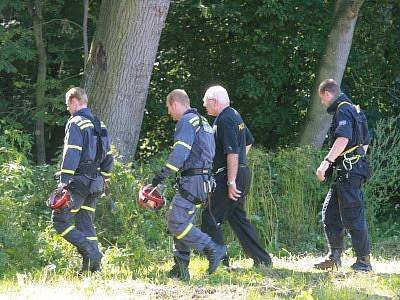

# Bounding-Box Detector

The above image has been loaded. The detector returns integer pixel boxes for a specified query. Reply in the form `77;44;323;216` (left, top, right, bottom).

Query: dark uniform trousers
322;162;370;257
168;194;211;261
52;177;103;253
201;166;271;264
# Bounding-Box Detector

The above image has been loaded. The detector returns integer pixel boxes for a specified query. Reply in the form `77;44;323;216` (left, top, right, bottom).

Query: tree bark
83;0;89;70
28;0;47;164
299;0;364;149
85;0;170;163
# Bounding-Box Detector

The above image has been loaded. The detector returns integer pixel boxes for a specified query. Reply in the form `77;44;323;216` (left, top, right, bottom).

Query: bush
244;147;326;252
364;116;400;233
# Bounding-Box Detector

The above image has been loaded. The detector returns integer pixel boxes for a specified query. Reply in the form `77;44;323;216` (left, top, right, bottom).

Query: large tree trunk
85;0;170;163
28;0;47;164
299;0;364;148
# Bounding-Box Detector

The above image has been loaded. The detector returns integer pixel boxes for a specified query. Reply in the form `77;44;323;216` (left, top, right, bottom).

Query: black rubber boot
221;255;230;268
203;241;227;274
254;257;273;268
351;256;372;272
77;248;89;273
314;249;342;270
77;241;102;272
168;256;190;281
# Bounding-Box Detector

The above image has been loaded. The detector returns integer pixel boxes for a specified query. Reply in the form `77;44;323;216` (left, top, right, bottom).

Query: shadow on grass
143;263;398;300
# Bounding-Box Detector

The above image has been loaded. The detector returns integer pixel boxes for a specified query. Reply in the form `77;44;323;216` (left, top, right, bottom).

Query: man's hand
152;173;164;187
316;160;331;182
57;182;67;189
104;179;110;195
228;182;242;201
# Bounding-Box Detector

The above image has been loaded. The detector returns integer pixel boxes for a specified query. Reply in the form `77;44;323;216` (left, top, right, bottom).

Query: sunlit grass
1;255;399;300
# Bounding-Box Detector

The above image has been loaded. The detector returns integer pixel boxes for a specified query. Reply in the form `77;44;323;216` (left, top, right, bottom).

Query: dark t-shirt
327;94;370;150
212;107;254;171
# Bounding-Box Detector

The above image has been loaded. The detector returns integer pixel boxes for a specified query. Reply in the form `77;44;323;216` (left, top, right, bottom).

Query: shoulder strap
337;101;361;113
337;102;365;150
74;111;105;163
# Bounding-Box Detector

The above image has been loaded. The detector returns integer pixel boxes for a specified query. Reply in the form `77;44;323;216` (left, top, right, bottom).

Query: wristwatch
227;180;236;186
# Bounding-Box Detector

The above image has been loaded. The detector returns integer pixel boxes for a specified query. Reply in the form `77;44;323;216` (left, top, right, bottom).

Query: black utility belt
181;168;212;176
214;164;248;175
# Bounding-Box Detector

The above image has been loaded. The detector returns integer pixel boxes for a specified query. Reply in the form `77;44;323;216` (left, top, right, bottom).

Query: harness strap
74;111;106;164
338;101;361;113
339;144;364;157
178;187;203;205
340;146;364;171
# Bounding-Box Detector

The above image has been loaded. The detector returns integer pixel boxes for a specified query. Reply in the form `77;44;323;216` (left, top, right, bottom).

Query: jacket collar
214;106;231;124
184;107;198;115
327;93;351;114
73;107;92;118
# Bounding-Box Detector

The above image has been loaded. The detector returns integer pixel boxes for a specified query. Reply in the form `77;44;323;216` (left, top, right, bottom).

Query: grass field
1;254;399;300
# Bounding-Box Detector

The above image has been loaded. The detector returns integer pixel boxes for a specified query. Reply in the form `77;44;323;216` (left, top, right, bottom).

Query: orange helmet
47;188;71;209
138;185;165;210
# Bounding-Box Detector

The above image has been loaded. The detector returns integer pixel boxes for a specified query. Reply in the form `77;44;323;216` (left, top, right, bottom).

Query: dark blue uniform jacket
60;108;114;184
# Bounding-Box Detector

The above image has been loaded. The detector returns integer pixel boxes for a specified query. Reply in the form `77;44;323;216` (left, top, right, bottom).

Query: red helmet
138;185;165;210
47;188;71;209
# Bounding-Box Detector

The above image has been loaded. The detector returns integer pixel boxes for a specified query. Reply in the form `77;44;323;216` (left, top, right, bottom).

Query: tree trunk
28;0;47;164
85;0;170;163
299;0;364;149
83;0;89;70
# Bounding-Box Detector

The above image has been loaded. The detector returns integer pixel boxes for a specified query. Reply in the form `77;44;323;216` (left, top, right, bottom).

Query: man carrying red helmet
51;87;114;273
149;89;226;281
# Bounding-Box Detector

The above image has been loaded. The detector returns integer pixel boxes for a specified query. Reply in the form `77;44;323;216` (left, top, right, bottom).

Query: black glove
152;172;165;187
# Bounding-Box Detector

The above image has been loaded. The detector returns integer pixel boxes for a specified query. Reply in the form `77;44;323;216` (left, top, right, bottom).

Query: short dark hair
318;79;341;95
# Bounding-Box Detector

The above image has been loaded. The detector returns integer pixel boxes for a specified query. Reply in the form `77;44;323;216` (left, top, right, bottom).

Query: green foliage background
1;1;399;159
141;0;400;156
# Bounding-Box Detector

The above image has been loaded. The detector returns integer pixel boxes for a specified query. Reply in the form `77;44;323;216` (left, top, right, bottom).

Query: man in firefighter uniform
315;79;372;272
52;87;114;272
201;85;272;267
150;89;226;281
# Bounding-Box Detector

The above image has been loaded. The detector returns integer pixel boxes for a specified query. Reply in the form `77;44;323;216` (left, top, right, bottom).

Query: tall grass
364;116;400;235
245;147;326;252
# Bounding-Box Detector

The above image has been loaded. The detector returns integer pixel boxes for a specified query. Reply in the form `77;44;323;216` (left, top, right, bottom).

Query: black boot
222;255;230;268
77;241;102;272
314;249;342;270
77;248;89;273
351;256;372;272
168;256;190;281
203;241;227;274
254;257;273;268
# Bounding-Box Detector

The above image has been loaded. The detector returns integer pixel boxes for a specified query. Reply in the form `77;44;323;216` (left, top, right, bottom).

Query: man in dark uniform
315;79;372;272
201;85;272;267
150;89;226;281
52;87;114;272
